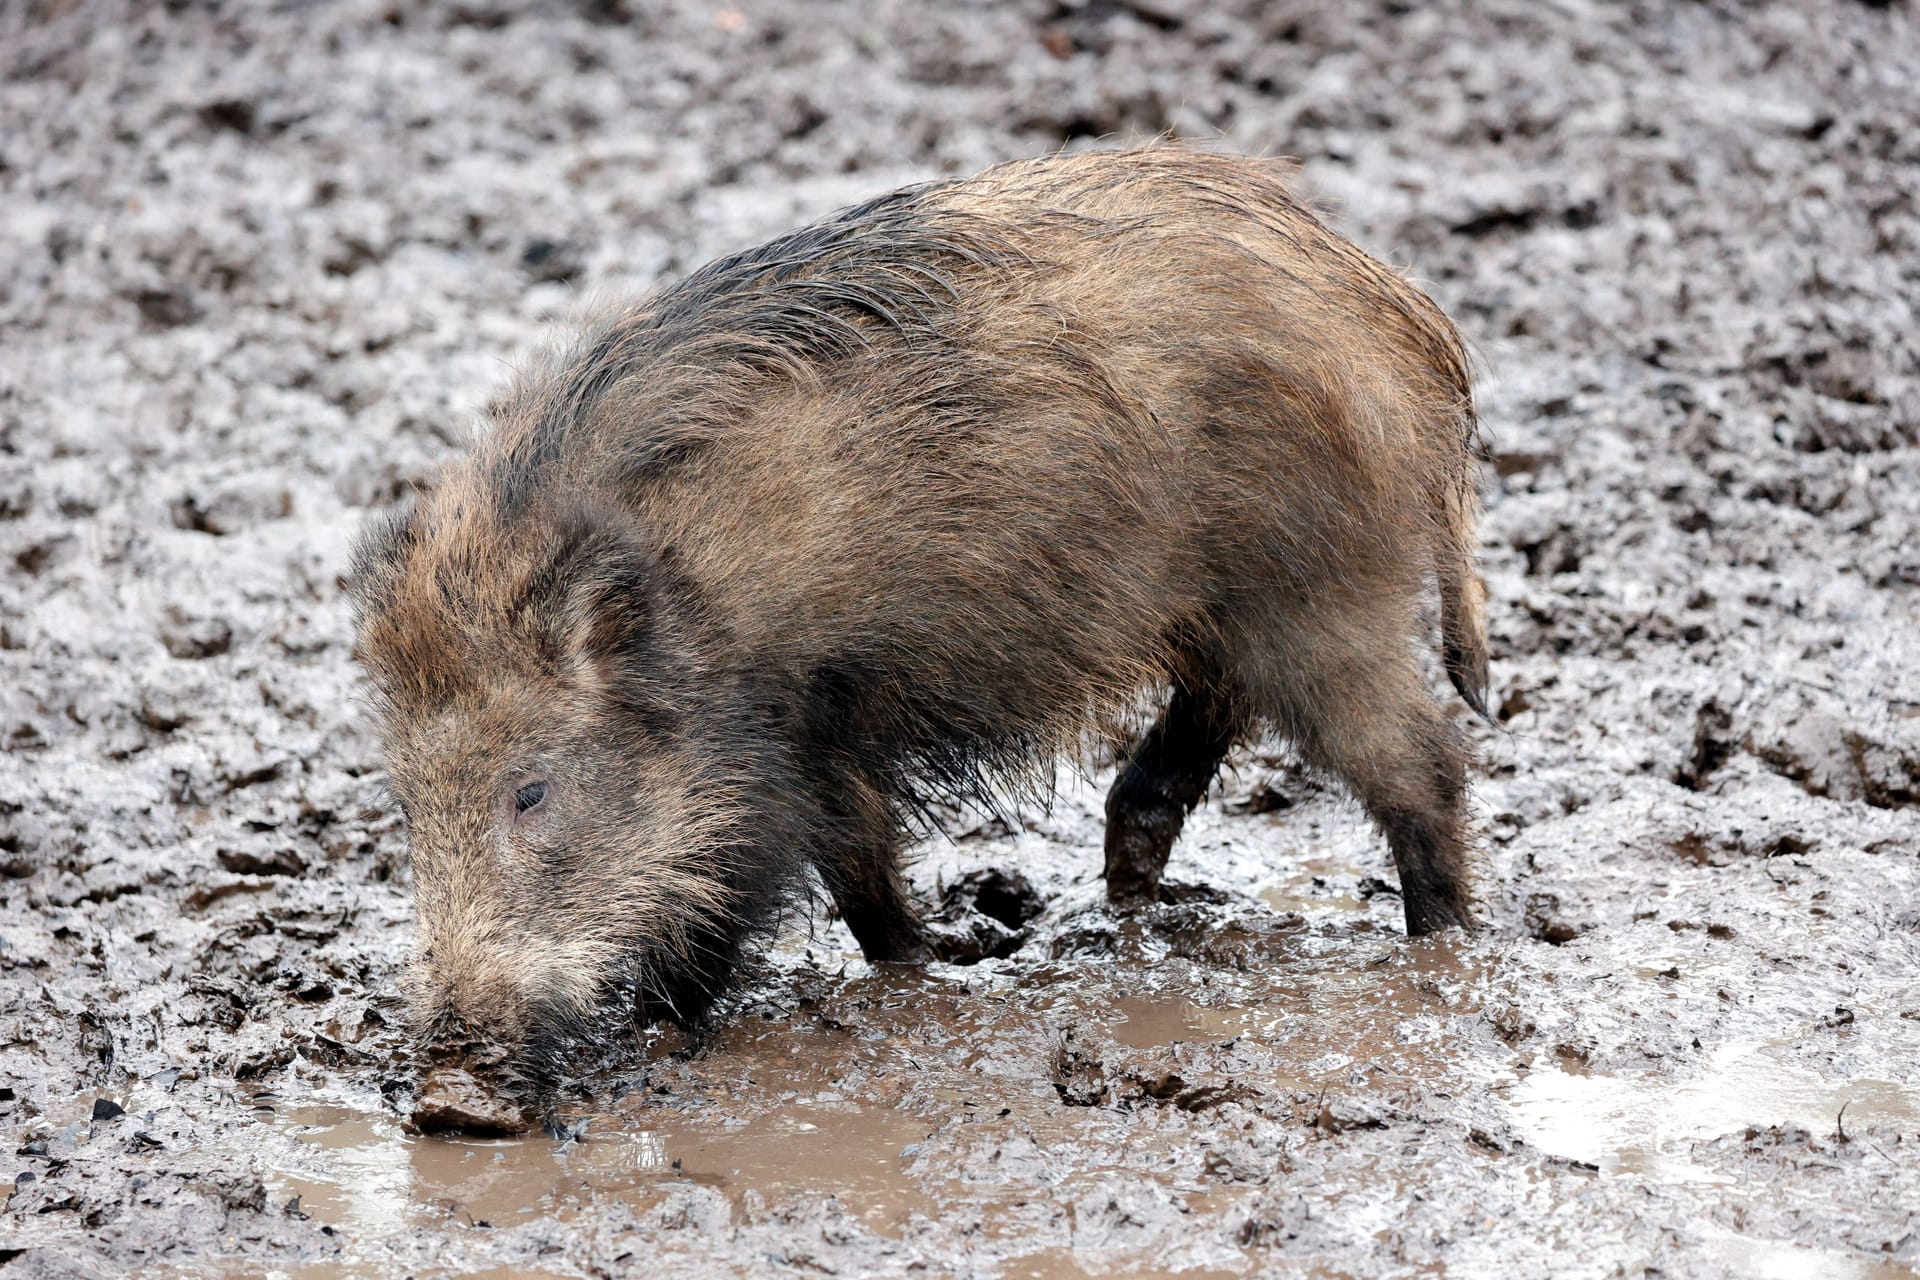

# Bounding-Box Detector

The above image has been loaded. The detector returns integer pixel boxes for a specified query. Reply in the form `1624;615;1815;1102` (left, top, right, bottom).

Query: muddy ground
3;0;1919;1276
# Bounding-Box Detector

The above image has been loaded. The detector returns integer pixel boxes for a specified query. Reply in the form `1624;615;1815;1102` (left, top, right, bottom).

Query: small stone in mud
921;914;1023;964
542;1114;589;1143
1201;1142;1268;1184
128;286;200;328
1154;881;1235;906
1524;892;1585;945
407;1064;536;1136
90;1098;125;1122
1232;781;1294;815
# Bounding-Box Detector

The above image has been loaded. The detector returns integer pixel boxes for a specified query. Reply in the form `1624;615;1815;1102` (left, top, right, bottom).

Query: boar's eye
514;780;549;817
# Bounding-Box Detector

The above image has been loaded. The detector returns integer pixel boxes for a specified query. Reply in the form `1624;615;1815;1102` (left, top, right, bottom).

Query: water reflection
257;1088;934;1259
1505;1039;1920;1183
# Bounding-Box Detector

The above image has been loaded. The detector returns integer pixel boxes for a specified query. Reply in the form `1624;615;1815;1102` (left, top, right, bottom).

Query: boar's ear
519;512;660;677
346;500;420;618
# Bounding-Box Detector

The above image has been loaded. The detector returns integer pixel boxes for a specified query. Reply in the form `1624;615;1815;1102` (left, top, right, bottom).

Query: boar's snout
405;991;604;1135
402;927;618;1128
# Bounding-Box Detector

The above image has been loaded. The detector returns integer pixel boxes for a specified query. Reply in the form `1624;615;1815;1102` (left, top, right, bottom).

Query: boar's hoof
407;1063;537;1136
1103;877;1161;912
1107;878;1233;913
1403;891;1478;937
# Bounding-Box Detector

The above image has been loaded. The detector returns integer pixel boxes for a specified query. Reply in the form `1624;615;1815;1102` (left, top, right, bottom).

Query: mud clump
922;866;1047;963
407;1061;538;1137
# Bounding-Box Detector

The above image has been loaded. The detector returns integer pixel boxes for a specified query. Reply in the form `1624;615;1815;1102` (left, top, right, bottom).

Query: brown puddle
1107;931;1490;1092
255;1066;939;1258
226;999;925;1279
234;932;1489;1275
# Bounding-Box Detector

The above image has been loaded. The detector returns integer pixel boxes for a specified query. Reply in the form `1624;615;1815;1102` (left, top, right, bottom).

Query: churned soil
2;1;1917;1277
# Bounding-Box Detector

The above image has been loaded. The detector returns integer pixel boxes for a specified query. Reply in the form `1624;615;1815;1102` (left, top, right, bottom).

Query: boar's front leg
1104;674;1241;907
830;854;924;963
814;771;926;963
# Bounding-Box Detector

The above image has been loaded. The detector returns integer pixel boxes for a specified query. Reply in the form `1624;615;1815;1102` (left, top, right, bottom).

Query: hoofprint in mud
2;1;1917;1278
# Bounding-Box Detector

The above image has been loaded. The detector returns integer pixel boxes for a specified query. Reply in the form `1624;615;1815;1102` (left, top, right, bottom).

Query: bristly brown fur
349;147;1490;1095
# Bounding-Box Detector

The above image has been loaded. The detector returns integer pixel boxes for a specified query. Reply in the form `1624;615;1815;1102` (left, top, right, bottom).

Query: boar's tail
1437;423;1491;722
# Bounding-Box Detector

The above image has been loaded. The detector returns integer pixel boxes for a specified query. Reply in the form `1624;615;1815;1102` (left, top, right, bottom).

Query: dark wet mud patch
921;865;1048;963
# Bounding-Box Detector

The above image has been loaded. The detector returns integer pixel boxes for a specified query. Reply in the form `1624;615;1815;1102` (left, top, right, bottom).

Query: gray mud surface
4;1;1919;1276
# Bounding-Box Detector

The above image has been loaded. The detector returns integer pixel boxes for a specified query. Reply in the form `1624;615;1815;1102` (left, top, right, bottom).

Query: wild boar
349;147;1489;1113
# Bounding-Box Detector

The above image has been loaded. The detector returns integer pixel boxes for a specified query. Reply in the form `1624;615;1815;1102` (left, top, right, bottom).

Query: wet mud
3;0;1918;1276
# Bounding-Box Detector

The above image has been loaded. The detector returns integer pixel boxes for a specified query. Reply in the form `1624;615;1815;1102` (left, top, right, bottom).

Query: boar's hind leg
1276;633;1475;936
816;774;925;963
1104;674;1241;908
